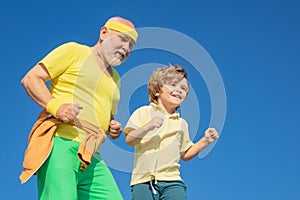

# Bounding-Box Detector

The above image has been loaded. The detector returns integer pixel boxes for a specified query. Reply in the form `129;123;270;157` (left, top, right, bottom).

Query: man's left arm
109;114;122;139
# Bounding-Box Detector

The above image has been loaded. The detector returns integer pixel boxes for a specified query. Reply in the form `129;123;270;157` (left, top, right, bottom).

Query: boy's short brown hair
148;64;188;104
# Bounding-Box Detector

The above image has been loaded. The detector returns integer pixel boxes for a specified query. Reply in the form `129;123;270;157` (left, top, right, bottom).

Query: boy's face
158;78;189;108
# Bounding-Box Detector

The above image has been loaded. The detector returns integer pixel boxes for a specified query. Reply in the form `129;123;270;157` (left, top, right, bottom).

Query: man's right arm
21;63;82;123
21;63;53;108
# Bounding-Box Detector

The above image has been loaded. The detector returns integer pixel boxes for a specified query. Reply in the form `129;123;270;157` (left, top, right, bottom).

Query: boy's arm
181;128;219;161
126;117;163;146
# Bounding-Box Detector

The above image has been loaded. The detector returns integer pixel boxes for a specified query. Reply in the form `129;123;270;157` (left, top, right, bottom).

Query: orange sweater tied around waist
19;110;106;184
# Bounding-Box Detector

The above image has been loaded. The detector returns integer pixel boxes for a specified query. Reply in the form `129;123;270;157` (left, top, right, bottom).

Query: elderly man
20;16;138;200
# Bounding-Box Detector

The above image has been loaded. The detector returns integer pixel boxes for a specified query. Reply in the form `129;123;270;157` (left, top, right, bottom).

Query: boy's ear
155;92;159;96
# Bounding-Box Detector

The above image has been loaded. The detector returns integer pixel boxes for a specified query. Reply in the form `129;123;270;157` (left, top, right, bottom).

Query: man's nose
123;42;131;54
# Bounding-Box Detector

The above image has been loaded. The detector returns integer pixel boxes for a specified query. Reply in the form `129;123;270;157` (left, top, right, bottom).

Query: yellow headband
104;21;138;42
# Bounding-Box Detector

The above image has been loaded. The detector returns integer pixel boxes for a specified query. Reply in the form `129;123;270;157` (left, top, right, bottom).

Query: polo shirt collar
150;103;180;120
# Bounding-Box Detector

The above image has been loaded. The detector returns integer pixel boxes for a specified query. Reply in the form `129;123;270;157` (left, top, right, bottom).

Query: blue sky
1;0;300;199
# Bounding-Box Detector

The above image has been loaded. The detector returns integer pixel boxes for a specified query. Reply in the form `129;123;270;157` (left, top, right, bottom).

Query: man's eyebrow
120;33;136;45
119;33;129;39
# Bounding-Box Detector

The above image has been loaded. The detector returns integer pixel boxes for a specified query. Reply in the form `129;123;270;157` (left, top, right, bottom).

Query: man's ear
100;27;109;41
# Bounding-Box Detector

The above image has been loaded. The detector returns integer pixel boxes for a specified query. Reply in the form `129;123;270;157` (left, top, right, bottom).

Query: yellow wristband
46;98;63;117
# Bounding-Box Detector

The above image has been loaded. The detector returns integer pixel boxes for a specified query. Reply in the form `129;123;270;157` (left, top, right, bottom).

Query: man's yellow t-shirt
40;42;120;142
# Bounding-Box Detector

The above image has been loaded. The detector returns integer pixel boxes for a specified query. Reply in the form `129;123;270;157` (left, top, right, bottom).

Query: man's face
100;29;135;66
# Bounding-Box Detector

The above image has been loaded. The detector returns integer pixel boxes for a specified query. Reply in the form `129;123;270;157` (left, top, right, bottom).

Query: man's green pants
36;136;123;200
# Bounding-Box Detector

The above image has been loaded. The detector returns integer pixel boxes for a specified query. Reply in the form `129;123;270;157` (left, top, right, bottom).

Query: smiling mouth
116;50;126;60
171;94;182;100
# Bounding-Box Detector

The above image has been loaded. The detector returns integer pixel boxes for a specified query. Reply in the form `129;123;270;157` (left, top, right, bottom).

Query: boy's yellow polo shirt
40;42;120;142
124;103;194;186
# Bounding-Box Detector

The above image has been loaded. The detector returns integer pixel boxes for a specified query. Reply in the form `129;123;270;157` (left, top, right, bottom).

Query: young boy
124;65;219;200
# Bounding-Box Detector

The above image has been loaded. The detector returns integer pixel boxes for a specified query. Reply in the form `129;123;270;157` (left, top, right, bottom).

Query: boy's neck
156;101;177;115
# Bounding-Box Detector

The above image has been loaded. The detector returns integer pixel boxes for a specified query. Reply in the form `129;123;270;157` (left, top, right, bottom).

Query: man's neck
90;45;113;77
